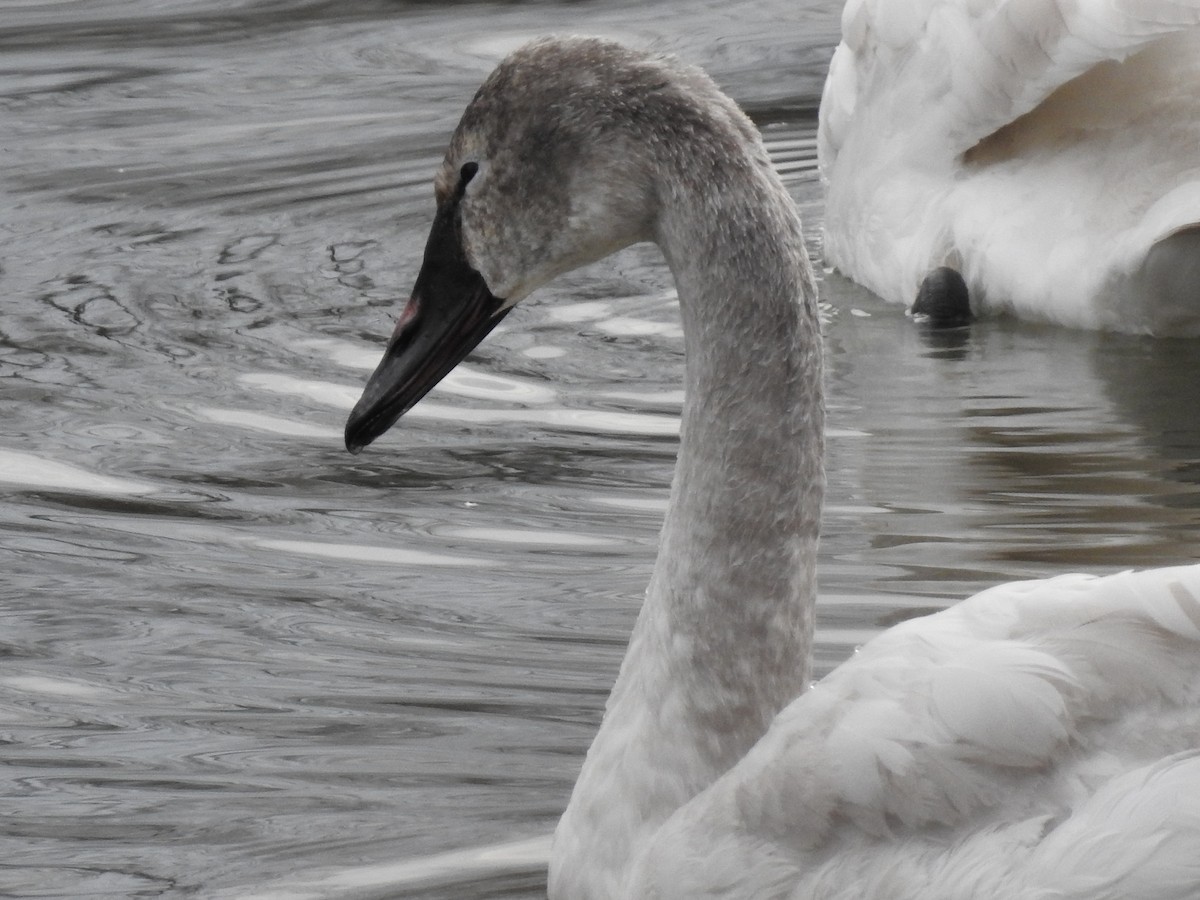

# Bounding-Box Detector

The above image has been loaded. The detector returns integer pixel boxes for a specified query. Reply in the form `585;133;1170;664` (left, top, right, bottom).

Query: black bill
344;193;510;453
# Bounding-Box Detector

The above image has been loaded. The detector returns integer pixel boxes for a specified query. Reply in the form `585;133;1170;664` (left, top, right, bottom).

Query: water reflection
1097;335;1200;486
821;278;1200;601
0;450;156;495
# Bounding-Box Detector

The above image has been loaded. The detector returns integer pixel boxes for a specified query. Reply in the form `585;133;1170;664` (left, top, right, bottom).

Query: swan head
345;36;697;452
910;266;973;329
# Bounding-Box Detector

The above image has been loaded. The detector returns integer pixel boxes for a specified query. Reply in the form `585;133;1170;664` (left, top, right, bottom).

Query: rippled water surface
4;2;1200;897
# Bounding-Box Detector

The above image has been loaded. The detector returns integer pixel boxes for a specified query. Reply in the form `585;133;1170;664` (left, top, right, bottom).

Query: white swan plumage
344;37;1200;899
819;0;1200;334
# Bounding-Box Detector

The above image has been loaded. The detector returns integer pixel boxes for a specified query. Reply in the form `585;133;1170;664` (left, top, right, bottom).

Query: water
3;1;1199;897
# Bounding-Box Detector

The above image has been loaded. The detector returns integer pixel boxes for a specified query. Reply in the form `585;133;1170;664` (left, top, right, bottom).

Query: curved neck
650;159;824;731
551;132;824;899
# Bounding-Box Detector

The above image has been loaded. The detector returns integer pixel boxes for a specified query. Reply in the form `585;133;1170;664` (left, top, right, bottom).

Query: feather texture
819;0;1200;333
630;567;1200;898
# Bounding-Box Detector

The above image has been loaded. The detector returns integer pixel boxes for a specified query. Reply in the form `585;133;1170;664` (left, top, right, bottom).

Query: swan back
821;0;1200;163
819;0;1200;332
630;565;1200;899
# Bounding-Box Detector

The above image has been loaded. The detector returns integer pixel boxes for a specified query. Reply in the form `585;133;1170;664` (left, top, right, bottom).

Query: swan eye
460;161;480;185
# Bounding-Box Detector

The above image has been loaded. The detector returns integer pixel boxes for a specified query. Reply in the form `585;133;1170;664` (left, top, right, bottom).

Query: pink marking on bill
392;295;420;339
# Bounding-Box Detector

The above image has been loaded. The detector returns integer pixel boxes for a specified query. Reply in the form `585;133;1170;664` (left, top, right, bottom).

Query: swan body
818;0;1200;334
344;37;1200;899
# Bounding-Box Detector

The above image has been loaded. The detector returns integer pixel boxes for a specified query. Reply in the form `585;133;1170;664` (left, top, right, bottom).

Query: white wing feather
821;0;1200;165
818;0;1200;332
631;565;1200;898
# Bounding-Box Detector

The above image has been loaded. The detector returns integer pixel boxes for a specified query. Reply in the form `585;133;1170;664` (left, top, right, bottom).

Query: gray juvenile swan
345;37;1200;900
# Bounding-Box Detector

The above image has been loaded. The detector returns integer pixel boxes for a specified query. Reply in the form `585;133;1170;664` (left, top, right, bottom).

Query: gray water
3;2;1199;897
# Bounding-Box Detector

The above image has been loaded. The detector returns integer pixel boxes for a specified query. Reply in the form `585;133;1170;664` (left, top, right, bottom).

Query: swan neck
551;128;824;899
650;156;824;726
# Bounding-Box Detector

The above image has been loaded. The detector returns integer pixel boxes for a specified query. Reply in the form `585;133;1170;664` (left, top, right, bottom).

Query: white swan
344;37;1200;899
819;0;1200;334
